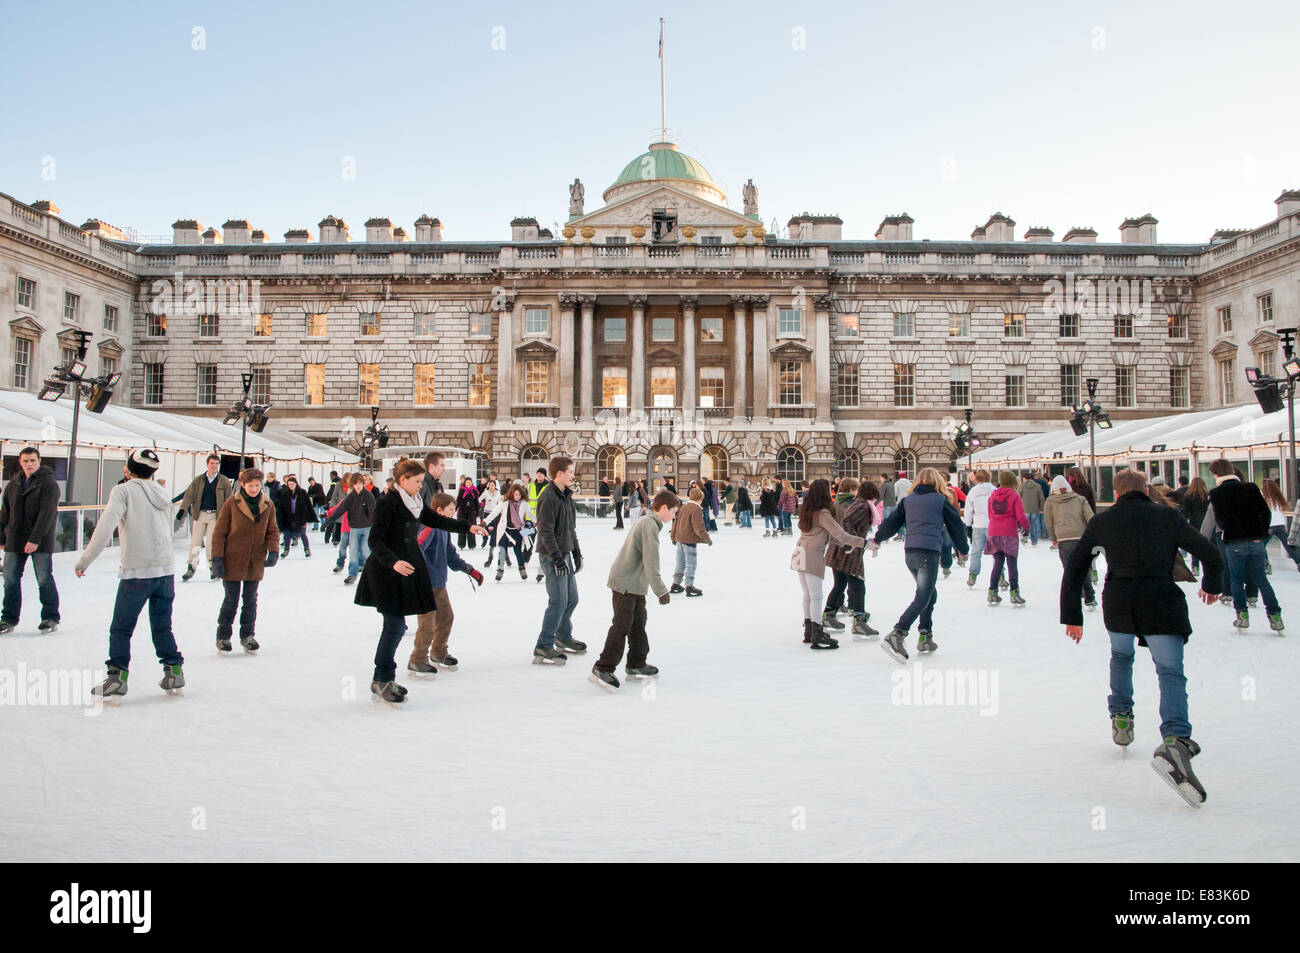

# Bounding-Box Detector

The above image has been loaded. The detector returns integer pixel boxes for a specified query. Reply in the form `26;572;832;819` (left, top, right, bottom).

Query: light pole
1247;327;1300;507
1069;378;1112;495
953;407;980;478
222;369;271;466
361;406;388;470
37;329;122;504
239;372;253;463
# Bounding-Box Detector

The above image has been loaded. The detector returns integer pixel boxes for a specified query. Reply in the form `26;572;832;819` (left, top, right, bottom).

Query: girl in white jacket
481;484;534;581
963;469;995;589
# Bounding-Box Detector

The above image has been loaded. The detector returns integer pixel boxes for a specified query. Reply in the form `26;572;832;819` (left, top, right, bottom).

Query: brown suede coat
212;491;280;581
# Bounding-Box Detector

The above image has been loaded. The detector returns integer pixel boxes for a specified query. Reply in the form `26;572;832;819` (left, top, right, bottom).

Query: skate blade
624;672;658;680
1150;758;1205;808
558;648;587;656
163;688;184;697
880;643;909;665
852;633;881;641
532;657;566;665
371;695;406;708
93;694;125;707
588;673;620;693
405;670;437;680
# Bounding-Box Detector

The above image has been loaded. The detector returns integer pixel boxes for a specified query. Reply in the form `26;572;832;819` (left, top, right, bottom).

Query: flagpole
659;18;666;142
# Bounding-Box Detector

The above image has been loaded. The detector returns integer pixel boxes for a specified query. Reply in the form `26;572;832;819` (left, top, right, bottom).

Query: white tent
1;390;359;505
968;403;1299;502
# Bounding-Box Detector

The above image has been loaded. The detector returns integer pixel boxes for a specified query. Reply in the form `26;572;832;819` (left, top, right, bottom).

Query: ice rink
2;517;1296;862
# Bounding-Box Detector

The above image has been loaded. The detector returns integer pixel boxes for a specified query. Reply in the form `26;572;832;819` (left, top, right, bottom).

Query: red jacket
987;487;1029;537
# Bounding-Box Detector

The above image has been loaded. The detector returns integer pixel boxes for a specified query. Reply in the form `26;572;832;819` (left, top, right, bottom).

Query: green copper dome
603;141;726;204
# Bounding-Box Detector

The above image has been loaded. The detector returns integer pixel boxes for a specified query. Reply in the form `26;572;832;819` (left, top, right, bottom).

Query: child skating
408;493;484;676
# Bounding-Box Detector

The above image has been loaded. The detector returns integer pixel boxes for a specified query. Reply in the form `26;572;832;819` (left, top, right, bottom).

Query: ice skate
240;635;259;655
625;664;659;679
999;578;1009;590
942;567;951;578
430;654;458;671
216;636;232;655
182;564;196;582
589;667;620;692
406;660;438;679
159;664;185;695
1151;737;1205;807
555;636;587;655
519;565;528;581
91;668;128;704
333;565;343;574
0;621;14;635
1233;610;1249;630
371;680;407;706
1085;596;1099;610
802;619;814;644
532;647;567;665
1009;589;1026;607
1248;596;1259;608
821;611;845;632
987;590;1002;606
966;572;977;588
851;615;879;640
1111;711;1134;746
685;586;703;597
495;568;504;582
916;630;937;654
669;583;685;594
1269;612;1285;634
881;629;909;664
344;575;357;585
808;621;838;650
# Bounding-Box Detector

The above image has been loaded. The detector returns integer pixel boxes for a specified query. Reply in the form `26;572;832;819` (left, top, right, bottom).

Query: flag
658;19;663;59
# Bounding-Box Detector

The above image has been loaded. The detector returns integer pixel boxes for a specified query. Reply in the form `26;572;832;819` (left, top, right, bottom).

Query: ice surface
1;521;1296;861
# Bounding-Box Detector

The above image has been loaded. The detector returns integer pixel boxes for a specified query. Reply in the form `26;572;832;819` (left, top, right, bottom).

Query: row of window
138;363;494;407
862;311;1192;341
15;277;118;330
1217;294;1274;334
141;311;494;339
588;443;884;488
10;339;118;390
837;363;1192;410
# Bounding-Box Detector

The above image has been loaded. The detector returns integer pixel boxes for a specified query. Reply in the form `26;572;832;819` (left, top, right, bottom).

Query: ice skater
532;456;586;664
407;493;484;676
0;446;61;635
669;486;710;596
792;479;866;650
210;468;280;654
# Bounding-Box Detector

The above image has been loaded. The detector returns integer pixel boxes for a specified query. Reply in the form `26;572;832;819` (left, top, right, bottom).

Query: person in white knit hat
76;448;186;702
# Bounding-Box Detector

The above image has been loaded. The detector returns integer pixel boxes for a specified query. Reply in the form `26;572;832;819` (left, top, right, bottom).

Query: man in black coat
274;475;317;558
0;447;61;634
1060;467;1222;805
419;451;446;507
1206;457;1283;629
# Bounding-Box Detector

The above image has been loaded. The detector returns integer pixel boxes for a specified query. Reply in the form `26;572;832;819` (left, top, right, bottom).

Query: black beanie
127;448;161;477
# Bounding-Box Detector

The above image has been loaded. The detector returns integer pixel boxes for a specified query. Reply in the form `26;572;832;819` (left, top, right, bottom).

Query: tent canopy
0;390;358;466
969;403;1299;466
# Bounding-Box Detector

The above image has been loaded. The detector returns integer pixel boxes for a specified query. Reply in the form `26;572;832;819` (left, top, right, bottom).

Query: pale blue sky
2;0;1296;244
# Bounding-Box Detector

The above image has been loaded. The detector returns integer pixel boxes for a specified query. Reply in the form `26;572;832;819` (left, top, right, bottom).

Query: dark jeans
217;579;259;639
536;553;579;649
1057;539;1095;601
1224;540;1279;613
826;570;865;615
282;527;310;551
497;528;527;567
2;550;59;623
613;503;624;529
107;575;182;671
990;553;1019;590
374;612;407;682
596;590;649;672
458;530;478;549
1214;533;1255;598
1267;525;1300;567
324;520;341;545
940;527;953;571
896;549;940;633
825;568;849;614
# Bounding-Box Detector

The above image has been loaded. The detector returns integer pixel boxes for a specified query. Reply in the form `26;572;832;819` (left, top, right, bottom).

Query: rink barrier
52;504;189;554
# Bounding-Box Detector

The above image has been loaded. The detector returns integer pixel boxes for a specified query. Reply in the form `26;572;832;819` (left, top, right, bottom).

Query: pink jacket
986;487;1029;537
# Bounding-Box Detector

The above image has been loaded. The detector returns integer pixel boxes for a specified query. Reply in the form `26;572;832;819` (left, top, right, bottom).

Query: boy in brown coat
669;486;711;596
211;468;280;654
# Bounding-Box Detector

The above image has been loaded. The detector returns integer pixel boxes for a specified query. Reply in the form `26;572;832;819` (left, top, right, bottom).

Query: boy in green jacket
590;490;679;692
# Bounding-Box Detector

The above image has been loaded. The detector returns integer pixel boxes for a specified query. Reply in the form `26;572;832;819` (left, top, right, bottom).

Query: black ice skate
0;621;14;635
430;654;458;671
588;667;620;692
555;637;587;655
216;636;233;655
625;664;659;679
371;680;407;705
685;586;703;597
182;564;196;582
669;583;685;594
808;622;839;650
38;620;58;633
495;568;504;582
240;635;260;655
1151;737;1205;807
532;647;568;665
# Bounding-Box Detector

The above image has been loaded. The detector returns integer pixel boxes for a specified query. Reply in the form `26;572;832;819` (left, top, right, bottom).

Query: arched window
835;449;861;480
596;446;626;486
649;446;677;491
776;446;805;484
893;449;917;480
700;445;729;482
520;445;549;480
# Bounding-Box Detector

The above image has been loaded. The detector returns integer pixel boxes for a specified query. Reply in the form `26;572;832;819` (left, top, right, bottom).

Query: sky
1;0;1297;245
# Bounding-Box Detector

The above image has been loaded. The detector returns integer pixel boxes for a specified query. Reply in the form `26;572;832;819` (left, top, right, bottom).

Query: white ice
1;519;1296;861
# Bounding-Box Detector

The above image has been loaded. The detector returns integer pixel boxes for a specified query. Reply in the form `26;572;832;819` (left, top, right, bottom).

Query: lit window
468;311;491;337
414;311;437;336
1004;313;1026;338
358;364;380;405
414;364;436;406
198;313;219;337
304;364;325;406
307;313;327;336
359;312;381;336
1167;313;1188;339
602;367;628;408
650;366;676;407
524;361;548;404
949;312;970;337
699;368;725;408
701;446;729;481
254;313;273;336
700;317;723;342
779;361;803;405
469;364;492;406
596;447;626;485
148;313;167;337
893;364;915;407
838;312;860;338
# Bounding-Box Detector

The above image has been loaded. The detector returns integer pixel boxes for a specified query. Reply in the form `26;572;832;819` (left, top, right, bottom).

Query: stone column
629;293;647;415
731;294;748;417
680;294;698;419
578;293;596;420
495;293;516;422
558;293;577;419
813;294;832;423
751;294;770;421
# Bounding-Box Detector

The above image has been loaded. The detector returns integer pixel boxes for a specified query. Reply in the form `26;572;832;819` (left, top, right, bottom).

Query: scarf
242;489;261;519
397;486;423;518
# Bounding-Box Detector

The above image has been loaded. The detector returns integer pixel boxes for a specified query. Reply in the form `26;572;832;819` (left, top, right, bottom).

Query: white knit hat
126;448;161;477
1051;475;1071;493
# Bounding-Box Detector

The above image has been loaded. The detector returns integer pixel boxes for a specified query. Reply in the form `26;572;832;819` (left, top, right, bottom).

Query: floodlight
1245;366;1262;385
1286;358;1300;381
38;381;66;401
1068;412;1089;437
69;361;88;379
1096;414;1114;430
1252;381;1286;414
84;382;114;413
248;406;272;433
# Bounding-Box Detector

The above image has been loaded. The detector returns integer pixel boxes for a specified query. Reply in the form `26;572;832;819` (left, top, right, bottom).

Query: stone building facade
2;149;1298;488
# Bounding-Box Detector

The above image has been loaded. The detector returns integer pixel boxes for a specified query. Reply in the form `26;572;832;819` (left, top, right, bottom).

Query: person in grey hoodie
1044;475;1097;608
1019;472;1046;545
75;449;185;701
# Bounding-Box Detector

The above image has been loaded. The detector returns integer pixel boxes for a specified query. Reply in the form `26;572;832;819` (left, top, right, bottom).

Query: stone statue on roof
569;178;585;217
743;179;758;216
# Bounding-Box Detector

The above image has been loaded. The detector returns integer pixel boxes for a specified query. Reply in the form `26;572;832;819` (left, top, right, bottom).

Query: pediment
571;185;753;231
516;339;558;360
647;345;680;364
1248;329;1280;350
771;341;814;360
1210;339;1239;359
97;338;124;357
9;315;45;337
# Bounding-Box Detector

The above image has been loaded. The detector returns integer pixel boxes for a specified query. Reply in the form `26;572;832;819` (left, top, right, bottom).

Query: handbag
1172;552;1195;583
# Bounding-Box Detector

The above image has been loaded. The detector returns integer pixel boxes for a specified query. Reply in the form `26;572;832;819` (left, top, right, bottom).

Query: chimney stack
201;226;222;244
318;215;349;242
30;200;61;215
511;216;540;241
874;213;914;240
365;217;395;242
172;219;203;244
81;219;126;241
223;219;252;244
978;212;1015;242
1023;226;1054;243
284;228;312;243
1119;214;1158;243
1276;189;1300;219
414;215;443;242
1060;226;1098;244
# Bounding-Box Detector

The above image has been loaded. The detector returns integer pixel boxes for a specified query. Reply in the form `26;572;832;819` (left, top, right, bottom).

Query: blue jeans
1224;540;1279;613
779;511;792;532
896;549;940;633
1267;525;1300;567
940;527;953;571
347;527;371;576
335;529;350;568
1108;631;1190;739
673;543;698;587
2;550;59;624
967;527;987;577
537;553;579;649
374;612;407;682
1028;513;1046;544
764;514;778;531
107;575;182;671
739;509;752;528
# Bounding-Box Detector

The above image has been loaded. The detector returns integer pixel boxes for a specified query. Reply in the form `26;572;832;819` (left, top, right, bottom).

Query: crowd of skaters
1;440;1294;804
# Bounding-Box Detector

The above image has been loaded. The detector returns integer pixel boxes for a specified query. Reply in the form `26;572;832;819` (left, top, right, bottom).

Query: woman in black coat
736;483;754;528
356;463;487;702
455;477;481;550
274;476;317;557
758;479;780;536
